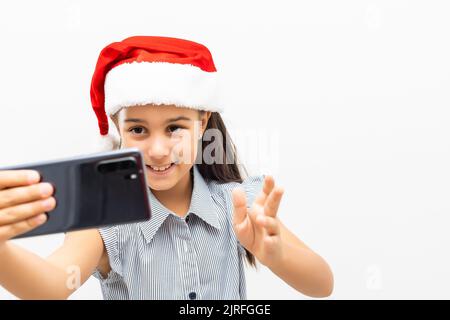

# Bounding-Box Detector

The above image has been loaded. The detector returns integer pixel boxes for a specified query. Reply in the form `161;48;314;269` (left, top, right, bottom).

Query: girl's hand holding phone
0;170;55;246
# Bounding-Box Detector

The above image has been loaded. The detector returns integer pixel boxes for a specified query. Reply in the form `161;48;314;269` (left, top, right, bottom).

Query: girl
0;36;333;299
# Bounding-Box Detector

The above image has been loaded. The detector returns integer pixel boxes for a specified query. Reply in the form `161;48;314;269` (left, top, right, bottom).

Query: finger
256;216;280;236
254;175;275;207
264;186;284;218
0;196;56;226
0;213;47;242
232;187;248;226
0;182;54;210
0;170;41;190
262;235;281;253
248;204;266;237
233;208;252;235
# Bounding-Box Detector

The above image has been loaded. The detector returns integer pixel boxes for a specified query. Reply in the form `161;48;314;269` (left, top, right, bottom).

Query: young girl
0;36;333;299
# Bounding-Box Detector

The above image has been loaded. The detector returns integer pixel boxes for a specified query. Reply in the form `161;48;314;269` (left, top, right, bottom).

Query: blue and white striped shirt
92;164;264;300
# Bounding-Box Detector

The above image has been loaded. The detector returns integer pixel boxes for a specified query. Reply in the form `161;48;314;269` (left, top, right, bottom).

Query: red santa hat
90;35;222;151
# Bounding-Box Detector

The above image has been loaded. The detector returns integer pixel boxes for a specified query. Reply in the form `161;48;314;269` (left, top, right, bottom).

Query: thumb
232;187;247;227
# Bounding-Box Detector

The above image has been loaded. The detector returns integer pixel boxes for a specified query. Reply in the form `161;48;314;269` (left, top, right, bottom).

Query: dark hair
197;112;256;268
112;110;256;268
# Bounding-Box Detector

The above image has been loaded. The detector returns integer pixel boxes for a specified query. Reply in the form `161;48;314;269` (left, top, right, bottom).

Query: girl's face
113;104;210;191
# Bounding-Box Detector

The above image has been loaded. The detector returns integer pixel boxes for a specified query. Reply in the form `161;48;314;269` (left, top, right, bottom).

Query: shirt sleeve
92;225;123;282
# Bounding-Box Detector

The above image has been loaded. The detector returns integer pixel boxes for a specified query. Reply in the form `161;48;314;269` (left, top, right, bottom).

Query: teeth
149;163;172;171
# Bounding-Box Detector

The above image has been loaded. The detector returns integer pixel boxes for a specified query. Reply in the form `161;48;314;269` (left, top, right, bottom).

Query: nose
146;134;172;160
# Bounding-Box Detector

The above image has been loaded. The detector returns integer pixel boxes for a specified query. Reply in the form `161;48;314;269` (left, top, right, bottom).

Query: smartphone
0;148;151;239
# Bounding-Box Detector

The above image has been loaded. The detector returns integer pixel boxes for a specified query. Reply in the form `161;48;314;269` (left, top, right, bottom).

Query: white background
1;0;449;299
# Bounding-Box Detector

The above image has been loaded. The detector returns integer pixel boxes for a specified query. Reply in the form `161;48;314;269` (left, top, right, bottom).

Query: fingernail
35;214;47;224
42;198;54;210
28;171;40;183
40;183;53;196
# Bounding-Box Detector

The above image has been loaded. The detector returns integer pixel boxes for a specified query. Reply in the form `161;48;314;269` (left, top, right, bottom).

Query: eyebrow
123;116;192;124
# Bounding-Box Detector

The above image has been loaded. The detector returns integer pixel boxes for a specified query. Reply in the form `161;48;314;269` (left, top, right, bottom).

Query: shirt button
188;292;197;300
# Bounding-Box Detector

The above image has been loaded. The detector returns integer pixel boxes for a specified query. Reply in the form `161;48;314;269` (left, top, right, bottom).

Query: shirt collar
139;165;220;243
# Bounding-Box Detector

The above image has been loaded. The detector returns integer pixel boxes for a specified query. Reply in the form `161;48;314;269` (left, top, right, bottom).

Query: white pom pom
92;133;120;152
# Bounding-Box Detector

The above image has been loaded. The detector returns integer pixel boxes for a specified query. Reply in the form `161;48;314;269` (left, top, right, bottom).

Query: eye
128;126;147;135
168;125;183;133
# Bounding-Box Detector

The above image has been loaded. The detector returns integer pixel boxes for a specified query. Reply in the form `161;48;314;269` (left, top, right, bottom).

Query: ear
111;112;121;134
200;111;212;135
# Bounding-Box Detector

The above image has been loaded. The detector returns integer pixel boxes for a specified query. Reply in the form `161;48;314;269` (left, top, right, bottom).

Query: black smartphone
0;147;151;239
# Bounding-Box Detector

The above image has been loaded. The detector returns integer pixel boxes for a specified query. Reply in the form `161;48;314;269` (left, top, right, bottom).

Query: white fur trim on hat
104;61;222;115
92;133;120;151
91;115;121;151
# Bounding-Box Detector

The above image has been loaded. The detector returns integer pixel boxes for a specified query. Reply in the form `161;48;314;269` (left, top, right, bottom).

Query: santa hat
90;36;222;151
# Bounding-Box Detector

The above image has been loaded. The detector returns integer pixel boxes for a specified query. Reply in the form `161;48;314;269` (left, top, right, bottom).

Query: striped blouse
92;164;264;300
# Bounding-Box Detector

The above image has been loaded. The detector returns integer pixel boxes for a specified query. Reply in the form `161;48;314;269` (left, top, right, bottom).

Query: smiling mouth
146;162;176;172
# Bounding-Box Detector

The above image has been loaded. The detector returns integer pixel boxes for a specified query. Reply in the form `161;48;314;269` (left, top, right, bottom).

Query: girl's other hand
232;176;284;266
